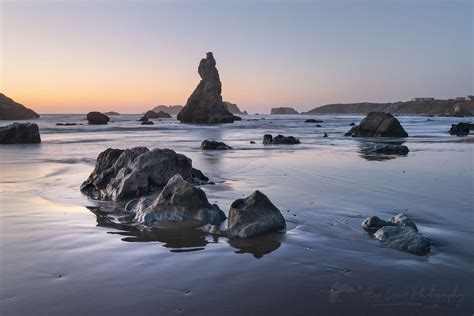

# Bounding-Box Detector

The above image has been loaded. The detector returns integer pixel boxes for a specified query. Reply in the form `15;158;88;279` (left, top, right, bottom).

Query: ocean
0;114;473;315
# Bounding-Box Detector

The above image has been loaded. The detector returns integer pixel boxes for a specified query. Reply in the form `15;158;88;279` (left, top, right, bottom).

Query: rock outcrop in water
362;213;430;255
87;112;110;125
305;119;323;123
263;134;300;144
131;174;226;226
0;93;40;120
139;110;171;121
449;122;474;136
270;107;299;115
345;112;408;137
224;190;286;238
223;101;248;115
177;52;238;124
0;122;41;144
200;140;232;150
81;147;208;200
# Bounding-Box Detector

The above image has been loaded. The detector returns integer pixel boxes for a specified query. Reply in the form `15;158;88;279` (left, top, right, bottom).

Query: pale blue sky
1;0;472;113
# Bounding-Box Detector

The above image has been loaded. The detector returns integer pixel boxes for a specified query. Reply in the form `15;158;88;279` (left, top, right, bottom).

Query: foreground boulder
362;213;430;255
263;134;300;145
224;191;286;238
346;112;408;137
449;122;474;136
200;140;232;150
0;93;40;120
131;174;226;226
80;147;208;200
0;122;41;144
86;112;110;125
359;143;409;155
177;52;238;124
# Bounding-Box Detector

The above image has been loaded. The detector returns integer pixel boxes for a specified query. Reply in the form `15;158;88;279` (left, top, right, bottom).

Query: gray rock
87;112;110;125
449;122;473;136
132;174;226;226
374;226;430;256
263;134;300;145
80;147;208;200
225;190;286;238
0;93;39;120
360;144;409;155
200;140;232;150
177;52;238;124
0;122;41;144
346;112;408;137
362;213;430;255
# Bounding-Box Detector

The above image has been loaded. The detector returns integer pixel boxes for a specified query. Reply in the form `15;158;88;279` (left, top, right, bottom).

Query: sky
0;0;472;114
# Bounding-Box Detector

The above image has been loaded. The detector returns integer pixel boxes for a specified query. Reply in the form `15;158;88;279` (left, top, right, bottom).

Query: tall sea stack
177;52;237;124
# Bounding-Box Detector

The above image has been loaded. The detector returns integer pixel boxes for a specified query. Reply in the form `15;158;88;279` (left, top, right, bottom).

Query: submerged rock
362;213;430;255
0;122;41;144
449;122;474;136
263;134;300;145
56;123;79;126
346;112;408;137
177;52;237;124
360;143;409;155
80;147;208;200
0;93;40;120
141;121;154;125
200;140;232;150
87;112;110;125
225;190;286;238
305;119;323;123
323;133;328;138
132;174;226;226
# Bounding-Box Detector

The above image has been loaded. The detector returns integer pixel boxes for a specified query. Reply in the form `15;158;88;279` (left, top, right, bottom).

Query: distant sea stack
303;99;474;116
177;52;238;124
0;93;40;120
223;102;248;115
270;107;299;115
104;111;120;116
152;105;183;116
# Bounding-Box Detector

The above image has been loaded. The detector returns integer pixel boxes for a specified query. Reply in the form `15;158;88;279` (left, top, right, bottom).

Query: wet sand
0;114;473;315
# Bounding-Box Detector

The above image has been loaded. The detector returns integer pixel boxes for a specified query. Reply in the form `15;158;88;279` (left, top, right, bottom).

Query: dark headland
0;93;40;120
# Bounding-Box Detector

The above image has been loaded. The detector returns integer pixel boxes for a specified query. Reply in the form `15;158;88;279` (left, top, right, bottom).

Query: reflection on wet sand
357;140;408;161
87;206;282;258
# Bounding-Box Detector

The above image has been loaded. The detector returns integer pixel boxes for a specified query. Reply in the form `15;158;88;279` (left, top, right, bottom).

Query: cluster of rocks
263;134;300;144
359;143;409;156
177;52;240;124
449;122;474;136
80;147;208;200
82;147;287;239
87;112;110;125
139;110;171;122
362;213;430;255
0;122;41;144
345;112;408;137
200;140;232;150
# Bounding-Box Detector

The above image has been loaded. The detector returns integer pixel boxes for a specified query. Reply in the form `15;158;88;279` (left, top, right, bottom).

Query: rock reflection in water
357;141;409;161
87;206;282;258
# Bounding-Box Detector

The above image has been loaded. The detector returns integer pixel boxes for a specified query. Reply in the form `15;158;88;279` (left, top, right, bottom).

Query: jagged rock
0;122;41;144
0;93;40;120
305;119;323;123
177;52;237;124
80;147;208;200
360;144;409;155
362;213;430;255
224;190;286;238
200;140;232;150
152;105;183;116
346;112;408;137
132;174;226;226
263;134;300;145
87;112;110;125
270;107;299;115
449;122;474;136
141;121;154;125
223;101;247;115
